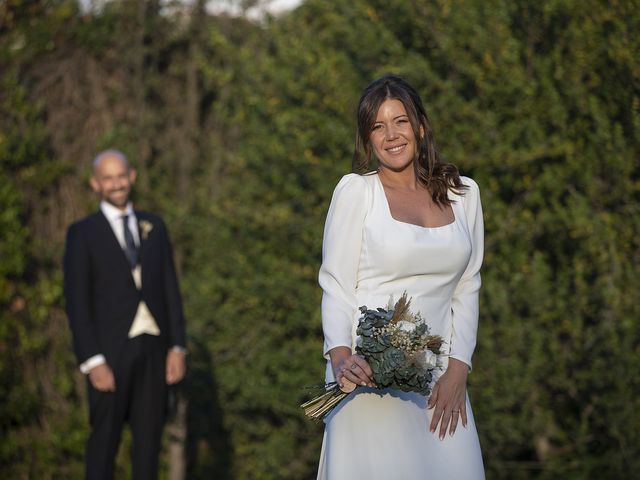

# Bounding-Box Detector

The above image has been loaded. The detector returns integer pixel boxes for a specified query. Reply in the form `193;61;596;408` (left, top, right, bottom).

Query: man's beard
104;189;130;208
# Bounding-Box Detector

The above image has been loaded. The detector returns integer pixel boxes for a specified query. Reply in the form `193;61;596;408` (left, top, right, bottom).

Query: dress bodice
357;174;472;329
319;172;484;378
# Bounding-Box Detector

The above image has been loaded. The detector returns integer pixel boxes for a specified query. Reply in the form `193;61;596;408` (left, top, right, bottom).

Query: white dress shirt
102;200;141;250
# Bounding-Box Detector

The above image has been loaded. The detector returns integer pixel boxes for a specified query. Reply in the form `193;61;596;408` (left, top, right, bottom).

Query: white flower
139;220;154;240
416;350;438;369
395;321;416;333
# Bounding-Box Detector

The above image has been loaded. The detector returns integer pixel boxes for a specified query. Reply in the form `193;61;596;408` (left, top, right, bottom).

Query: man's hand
166;350;186;385
89;363;116;391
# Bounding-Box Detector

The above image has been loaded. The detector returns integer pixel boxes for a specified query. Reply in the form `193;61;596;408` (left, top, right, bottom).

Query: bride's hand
329;346;375;391
427;357;469;440
337;376;357;393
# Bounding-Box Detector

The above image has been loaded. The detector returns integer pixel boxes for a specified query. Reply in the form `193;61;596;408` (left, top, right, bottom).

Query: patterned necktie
122;214;139;268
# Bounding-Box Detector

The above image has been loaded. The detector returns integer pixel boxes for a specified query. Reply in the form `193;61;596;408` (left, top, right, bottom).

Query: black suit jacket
64;210;186;366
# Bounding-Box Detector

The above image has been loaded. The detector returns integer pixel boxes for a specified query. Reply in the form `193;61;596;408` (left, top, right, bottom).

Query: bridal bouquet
301;293;443;420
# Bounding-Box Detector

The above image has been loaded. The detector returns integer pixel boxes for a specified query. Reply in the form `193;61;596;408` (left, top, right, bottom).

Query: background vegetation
1;0;638;478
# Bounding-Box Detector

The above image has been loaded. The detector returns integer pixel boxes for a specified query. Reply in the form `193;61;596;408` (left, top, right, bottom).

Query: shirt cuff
171;345;188;355
80;354;106;374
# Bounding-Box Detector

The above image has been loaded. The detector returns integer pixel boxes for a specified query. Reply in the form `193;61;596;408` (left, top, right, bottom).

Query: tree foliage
1;0;638;478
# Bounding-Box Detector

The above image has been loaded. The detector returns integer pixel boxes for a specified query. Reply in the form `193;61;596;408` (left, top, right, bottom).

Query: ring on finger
350;363;358;370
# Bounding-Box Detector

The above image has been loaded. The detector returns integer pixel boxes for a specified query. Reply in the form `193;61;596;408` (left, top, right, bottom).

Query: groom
64;149;187;480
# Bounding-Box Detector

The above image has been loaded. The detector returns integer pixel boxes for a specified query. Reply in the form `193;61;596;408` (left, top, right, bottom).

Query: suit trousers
85;334;167;480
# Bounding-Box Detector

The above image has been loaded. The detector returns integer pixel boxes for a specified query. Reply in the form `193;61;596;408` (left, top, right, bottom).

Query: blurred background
1;0;638;478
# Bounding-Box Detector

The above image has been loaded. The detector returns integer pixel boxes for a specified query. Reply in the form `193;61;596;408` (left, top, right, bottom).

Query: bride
316;75;485;479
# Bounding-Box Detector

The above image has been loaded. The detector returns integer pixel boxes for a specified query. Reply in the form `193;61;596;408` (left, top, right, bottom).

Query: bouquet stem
301;383;348;420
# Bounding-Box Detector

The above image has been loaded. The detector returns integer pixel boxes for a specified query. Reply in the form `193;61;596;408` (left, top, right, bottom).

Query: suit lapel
95;211;138;282
136;211;149;265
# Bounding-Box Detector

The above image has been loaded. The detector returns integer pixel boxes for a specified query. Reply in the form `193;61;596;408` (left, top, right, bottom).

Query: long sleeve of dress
449;177;484;369
318;174;369;358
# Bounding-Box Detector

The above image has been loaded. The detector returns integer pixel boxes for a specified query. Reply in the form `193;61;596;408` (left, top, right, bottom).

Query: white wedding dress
317;173;485;479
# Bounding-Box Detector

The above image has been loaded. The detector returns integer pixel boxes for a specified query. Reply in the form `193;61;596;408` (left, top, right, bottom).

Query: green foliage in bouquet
356;293;443;396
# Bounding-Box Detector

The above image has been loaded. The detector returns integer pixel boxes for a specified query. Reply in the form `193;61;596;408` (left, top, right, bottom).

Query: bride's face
369;99;420;173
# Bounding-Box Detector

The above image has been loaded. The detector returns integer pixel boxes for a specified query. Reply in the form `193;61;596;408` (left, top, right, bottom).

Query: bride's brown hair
352;75;466;206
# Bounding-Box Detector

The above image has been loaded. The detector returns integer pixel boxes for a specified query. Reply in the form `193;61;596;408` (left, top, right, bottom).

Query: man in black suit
64;149;187;480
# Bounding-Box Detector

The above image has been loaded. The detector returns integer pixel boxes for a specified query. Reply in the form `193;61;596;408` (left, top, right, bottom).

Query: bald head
92;149;130;173
90;149;137;210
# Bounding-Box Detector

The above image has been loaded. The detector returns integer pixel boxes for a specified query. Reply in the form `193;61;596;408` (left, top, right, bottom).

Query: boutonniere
139;220;154;240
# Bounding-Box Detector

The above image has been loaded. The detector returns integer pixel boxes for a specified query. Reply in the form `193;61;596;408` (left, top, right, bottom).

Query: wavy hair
352;75;466;205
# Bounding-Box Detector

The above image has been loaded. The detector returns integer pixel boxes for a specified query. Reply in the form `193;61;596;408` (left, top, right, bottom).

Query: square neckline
373;173;457;230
